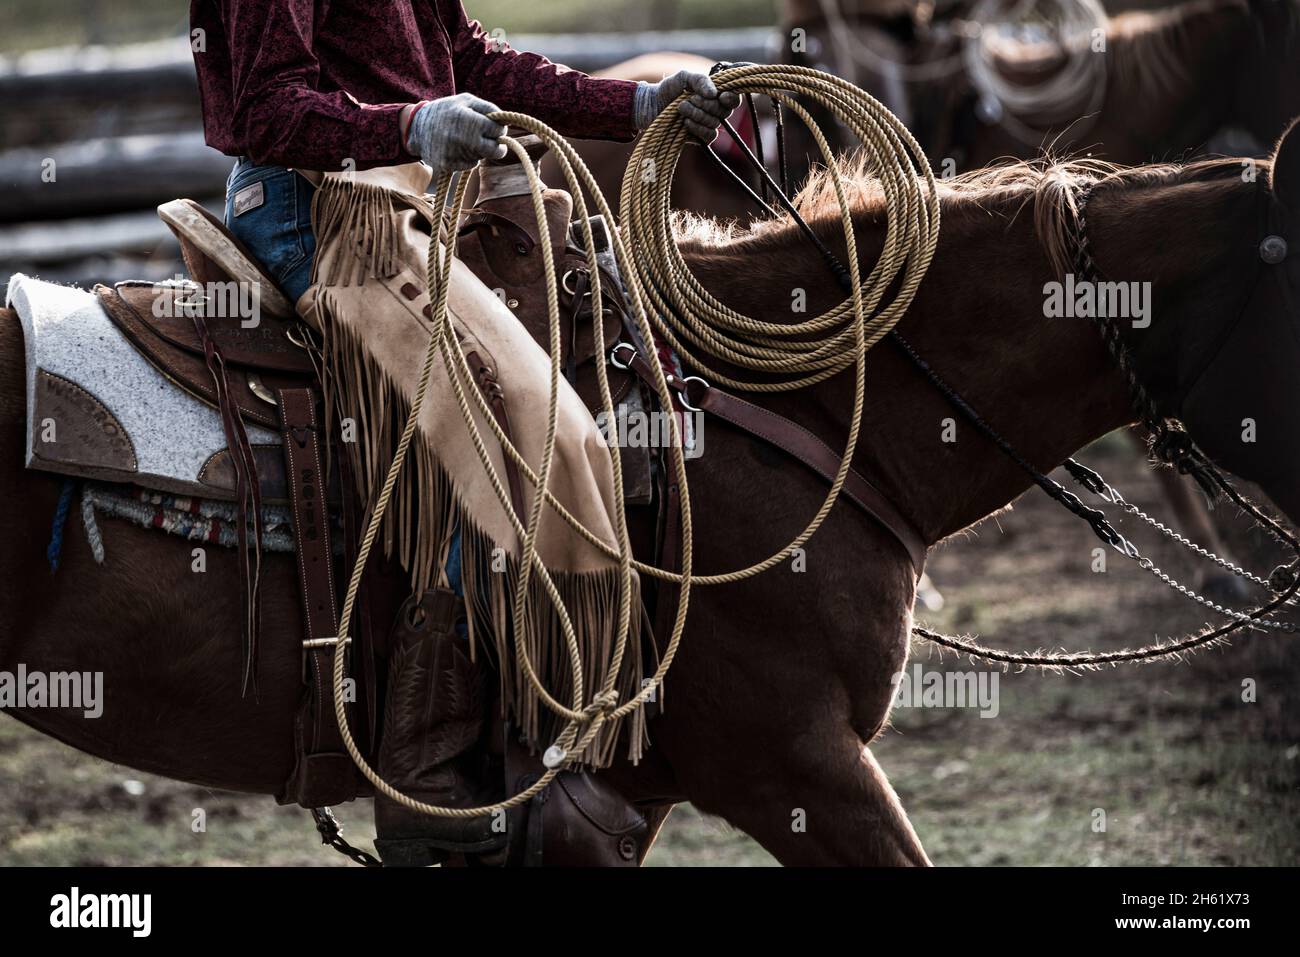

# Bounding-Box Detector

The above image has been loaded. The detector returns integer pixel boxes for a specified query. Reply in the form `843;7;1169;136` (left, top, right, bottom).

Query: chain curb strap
1067;183;1298;630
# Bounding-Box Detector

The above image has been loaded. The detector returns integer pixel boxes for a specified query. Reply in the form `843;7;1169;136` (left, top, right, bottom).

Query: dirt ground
1;434;1297;866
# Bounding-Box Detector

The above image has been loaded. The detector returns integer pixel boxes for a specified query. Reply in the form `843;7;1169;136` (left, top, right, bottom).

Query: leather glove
634;70;742;143
404;93;508;173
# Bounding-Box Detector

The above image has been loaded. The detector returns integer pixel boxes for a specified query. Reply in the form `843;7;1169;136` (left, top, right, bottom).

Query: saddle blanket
7;273;282;501
81;482;299;556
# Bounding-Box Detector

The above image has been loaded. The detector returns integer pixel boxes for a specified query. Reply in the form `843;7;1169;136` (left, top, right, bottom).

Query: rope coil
963;0;1110;143
623;63;940;392
326;64;940;818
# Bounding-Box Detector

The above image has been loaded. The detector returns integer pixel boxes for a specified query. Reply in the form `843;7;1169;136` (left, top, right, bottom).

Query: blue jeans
225;159;466;603
224;159;318;303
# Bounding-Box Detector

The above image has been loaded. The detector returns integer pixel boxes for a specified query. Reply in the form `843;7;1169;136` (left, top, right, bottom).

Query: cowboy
191;1;738;302
189;1;738;860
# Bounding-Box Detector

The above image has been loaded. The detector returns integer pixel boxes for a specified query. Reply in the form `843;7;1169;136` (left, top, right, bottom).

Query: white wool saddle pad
6;273;280;499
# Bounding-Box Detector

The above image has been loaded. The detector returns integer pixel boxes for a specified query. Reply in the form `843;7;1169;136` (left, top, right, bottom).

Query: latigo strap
276;387;358;808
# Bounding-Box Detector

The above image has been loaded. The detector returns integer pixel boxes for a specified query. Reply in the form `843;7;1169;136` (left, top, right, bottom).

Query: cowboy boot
373;587;505;866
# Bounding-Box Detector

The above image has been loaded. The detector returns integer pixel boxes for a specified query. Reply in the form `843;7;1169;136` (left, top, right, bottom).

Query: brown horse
852;0;1299;594
4;122;1299;865
626;0;1298;597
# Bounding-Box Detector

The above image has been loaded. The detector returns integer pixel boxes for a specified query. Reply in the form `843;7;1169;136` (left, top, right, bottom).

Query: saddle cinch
68;142;659;866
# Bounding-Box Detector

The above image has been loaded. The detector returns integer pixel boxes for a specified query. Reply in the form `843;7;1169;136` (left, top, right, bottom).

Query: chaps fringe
312;179;404;287
311;185;648;767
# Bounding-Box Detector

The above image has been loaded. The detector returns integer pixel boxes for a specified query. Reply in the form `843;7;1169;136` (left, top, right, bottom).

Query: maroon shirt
191;0;640;170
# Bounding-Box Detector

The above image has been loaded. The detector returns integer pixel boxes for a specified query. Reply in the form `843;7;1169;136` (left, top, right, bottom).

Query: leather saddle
92;168;659;865
92;201;321;503
94;199;365;810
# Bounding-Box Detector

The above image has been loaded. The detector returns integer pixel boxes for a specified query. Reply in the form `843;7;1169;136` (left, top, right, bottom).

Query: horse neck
843;196;1137;543
1100;0;1256;159
892;168;1267;545
880;171;1262;545
680;191;1134;546
680;168;1256;545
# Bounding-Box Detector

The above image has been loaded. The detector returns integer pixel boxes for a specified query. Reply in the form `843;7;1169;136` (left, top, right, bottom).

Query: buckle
561;268;591;298
668;374;710;413
609;342;637;370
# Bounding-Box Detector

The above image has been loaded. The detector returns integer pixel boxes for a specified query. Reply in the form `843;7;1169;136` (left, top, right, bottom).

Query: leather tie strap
458;209;537;255
277;387;357;808
186;298;263;694
620;348;928;575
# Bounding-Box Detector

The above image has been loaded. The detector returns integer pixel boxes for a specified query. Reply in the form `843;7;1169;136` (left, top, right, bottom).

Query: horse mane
984;0;1291;105
1110;0;1299;98
673;152;1249;279
1107;0;1223;100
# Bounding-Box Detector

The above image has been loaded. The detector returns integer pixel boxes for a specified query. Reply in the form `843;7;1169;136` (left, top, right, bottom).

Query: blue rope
47;478;76;573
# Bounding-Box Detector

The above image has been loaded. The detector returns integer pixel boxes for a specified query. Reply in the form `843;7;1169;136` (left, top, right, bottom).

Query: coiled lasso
329;63;940;820
963;0;1110;145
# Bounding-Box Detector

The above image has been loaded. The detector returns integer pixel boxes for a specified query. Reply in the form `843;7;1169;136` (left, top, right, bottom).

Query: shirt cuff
586;77;642;142
349;102;412;168
633;81;658;131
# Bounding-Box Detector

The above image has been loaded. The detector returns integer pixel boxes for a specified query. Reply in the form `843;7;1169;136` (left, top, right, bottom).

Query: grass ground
2;435;1296;866
880;435;1300;867
0;1;779;55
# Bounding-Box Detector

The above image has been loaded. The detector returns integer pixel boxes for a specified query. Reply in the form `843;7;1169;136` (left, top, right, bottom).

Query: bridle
917;178;1300;666
699;75;1300;666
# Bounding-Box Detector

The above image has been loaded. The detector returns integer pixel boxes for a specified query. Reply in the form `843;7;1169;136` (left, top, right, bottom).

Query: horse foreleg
680;723;929;867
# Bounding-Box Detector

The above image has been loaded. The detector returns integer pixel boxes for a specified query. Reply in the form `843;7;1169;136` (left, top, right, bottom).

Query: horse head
1178;118;1300;524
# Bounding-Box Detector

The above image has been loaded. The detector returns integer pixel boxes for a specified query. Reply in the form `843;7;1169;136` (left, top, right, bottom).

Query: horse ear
1270;117;1300;212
